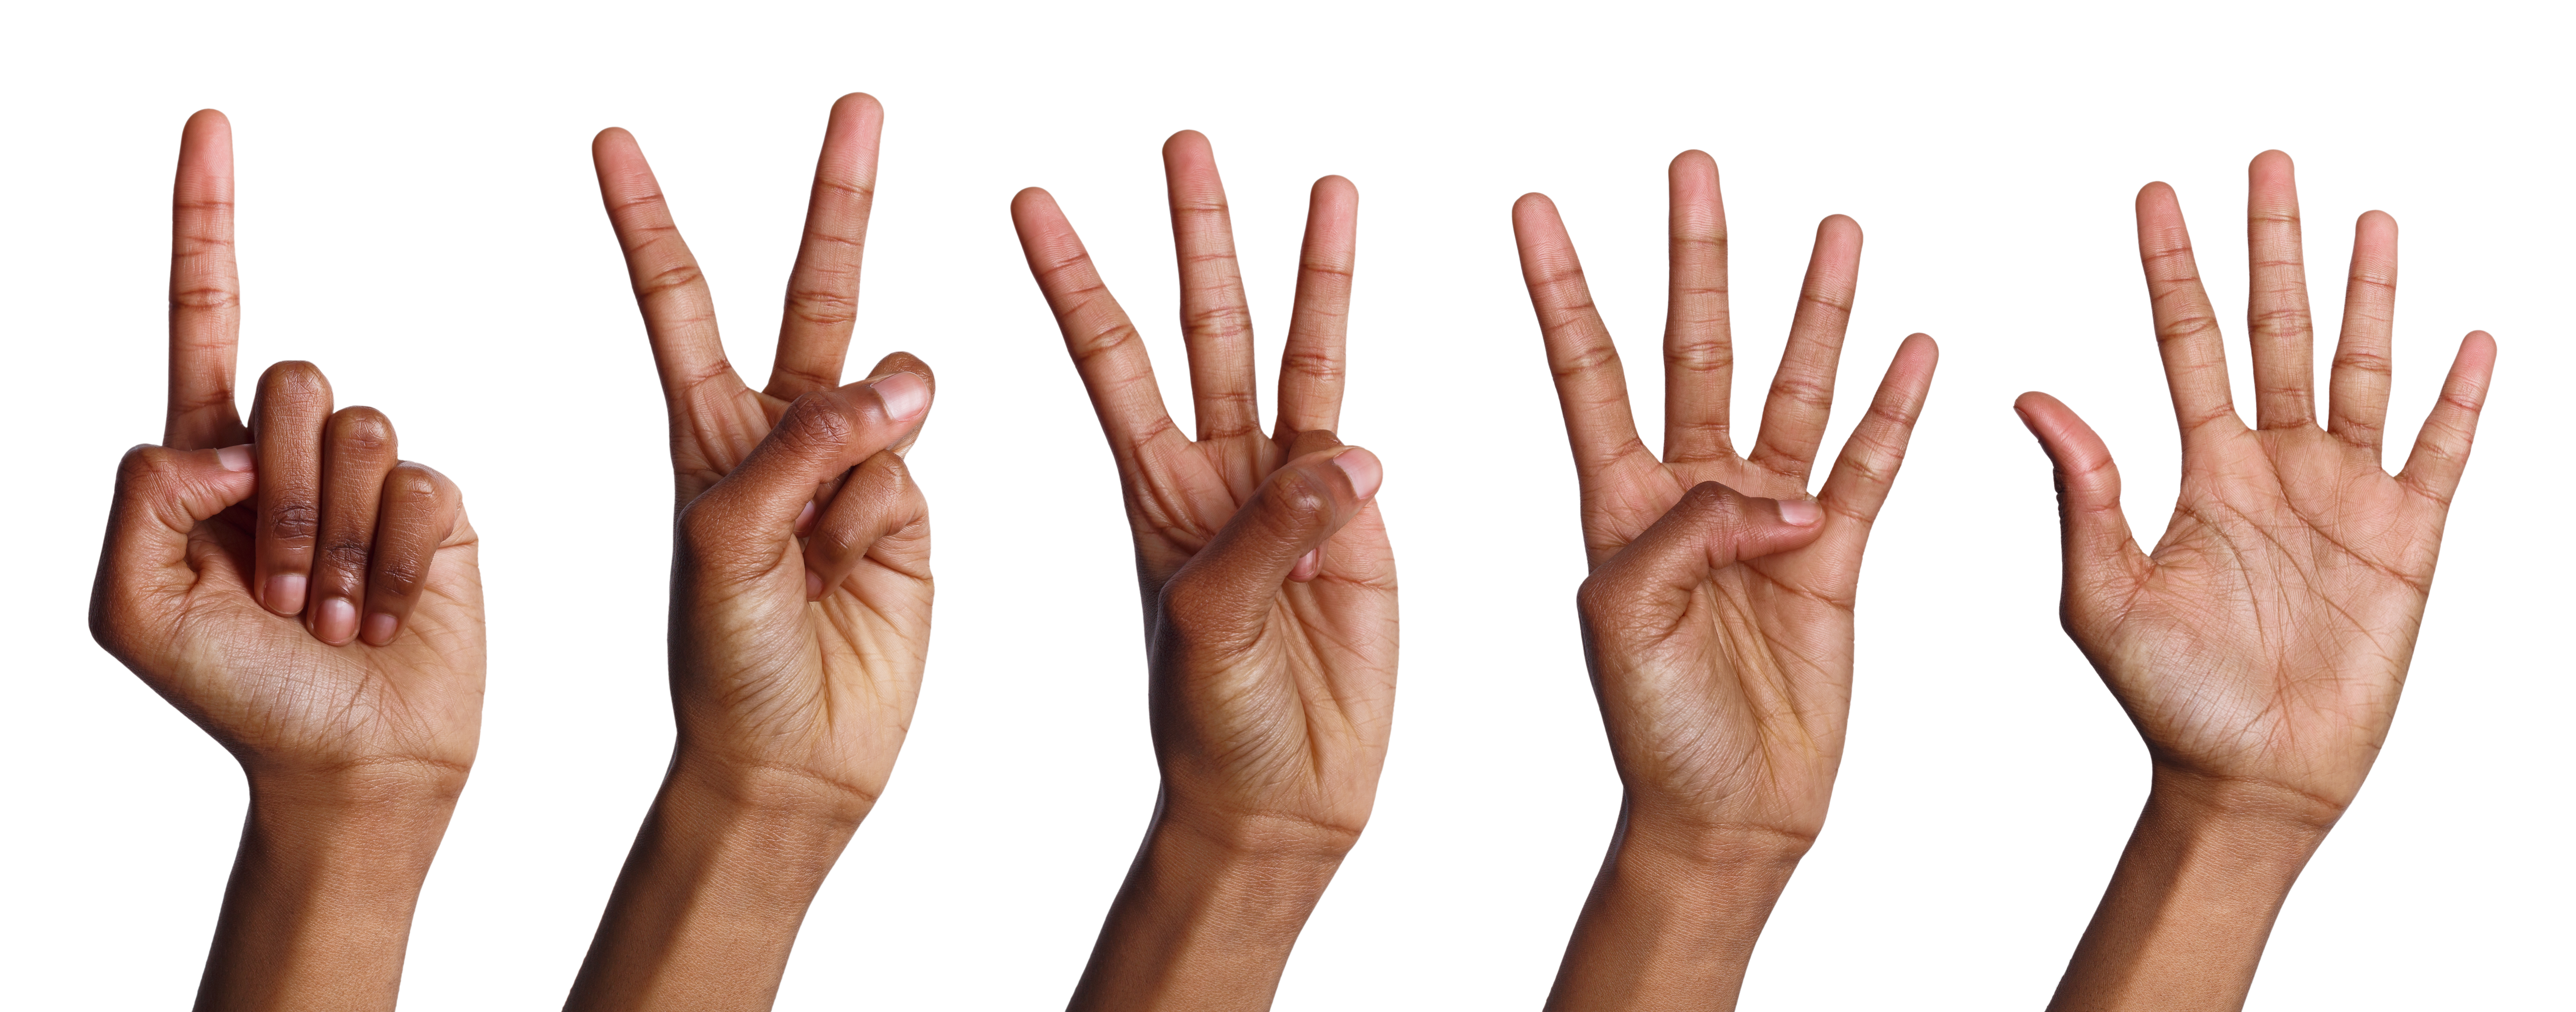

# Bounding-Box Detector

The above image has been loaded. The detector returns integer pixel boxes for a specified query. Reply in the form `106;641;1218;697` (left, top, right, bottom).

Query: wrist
2145;765;2345;845
1066;795;1347;1011
664;746;878;830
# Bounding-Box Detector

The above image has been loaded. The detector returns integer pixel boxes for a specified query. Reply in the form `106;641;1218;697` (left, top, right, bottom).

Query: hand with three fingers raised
89;109;483;1012
2029;153;2496;1012
1512;152;1939;1010
567;94;937;1011
1013;131;1396;1011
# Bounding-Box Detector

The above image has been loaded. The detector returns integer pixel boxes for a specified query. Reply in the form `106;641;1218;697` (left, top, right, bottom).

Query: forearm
197;771;463;1012
564;753;864;1012
1544;804;1806;1012
1068;796;1349;1011
2048;767;2340;1012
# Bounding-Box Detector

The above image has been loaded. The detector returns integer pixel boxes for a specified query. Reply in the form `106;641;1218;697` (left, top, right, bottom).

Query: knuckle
320;537;372;575
266;501;319;543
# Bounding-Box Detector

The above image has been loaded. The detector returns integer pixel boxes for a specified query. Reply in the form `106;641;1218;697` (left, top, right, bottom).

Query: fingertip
262;573;307;617
1164;129;1212;156
1670;149;1716;173
1331;448;1383;500
360;612;398;647
1818;213;1862;239
1777;498;1823;527
2357;208;2398;235
1512;192;1557;218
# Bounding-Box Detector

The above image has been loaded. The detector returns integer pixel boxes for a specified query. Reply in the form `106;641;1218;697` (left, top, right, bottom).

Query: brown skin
1512;152;1938;1011
89;109;484;1012
2025;152;2496;1011
1011;131;1397;1011
566;93;937;1012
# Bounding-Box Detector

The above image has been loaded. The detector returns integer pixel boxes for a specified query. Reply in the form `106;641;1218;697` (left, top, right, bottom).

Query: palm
1515;153;1938;839
593;97;932;799
2080;428;2441;801
154;510;484;776
2021;153;2494;812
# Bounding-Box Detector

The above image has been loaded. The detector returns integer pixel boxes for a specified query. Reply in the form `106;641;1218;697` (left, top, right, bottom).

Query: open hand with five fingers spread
89;109;484;1012
567;93;937;1011
1013;131;1396;1011
1513;152;1939;1010
2028;153;2495;1011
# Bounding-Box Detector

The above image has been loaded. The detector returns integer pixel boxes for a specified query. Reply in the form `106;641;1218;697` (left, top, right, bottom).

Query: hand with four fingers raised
88;109;484;1012
1512;152;1939;1010
2030;153;2496;1012
567;93;937;1011
1013;131;1396;1011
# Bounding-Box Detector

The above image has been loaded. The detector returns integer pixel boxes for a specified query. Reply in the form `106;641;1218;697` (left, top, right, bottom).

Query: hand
1012;131;1395;1011
87;109;483;1012
568;94;935;1011
2026;153;2494;1011
1511;153;1936;1010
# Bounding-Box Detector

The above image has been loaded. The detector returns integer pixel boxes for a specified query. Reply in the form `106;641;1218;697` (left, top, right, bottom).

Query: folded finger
250;361;332;617
361;462;462;647
1578;481;1826;638
687;372;933;568
1156;446;1382;655
803;449;931;599
306;407;398;646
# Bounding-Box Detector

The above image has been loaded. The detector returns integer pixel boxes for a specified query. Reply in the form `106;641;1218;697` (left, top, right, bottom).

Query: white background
4;1;2565;1008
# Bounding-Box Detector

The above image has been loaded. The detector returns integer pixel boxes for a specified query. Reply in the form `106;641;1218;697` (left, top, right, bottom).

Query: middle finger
250;361;333;616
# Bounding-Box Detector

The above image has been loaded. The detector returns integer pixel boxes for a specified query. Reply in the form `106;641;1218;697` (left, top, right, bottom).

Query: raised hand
88;109;484;1012
2026;153;2495;1011
568;94;936;1011
1011;131;1395;1011
1511;152;1936;1009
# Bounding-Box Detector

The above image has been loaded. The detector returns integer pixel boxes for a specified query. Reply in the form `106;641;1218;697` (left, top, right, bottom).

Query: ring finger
308;407;398;645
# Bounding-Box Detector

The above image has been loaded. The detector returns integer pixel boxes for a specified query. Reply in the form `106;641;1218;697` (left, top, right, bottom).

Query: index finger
1011;187;1180;468
1513;193;1647;480
2136;182;2242;446
167;109;248;450
592;127;747;416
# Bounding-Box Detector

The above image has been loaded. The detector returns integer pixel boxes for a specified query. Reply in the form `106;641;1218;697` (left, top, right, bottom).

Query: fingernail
1779;499;1822;526
263;574;307;615
796;501;818;535
806;571;826;599
361;612;398;646
1332;448;1383;500
1291;547;1322;582
872;372;930;421
217;444;254;472
314;597;358;645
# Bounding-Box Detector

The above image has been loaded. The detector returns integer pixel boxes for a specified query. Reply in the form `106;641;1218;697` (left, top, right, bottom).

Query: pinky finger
363;462;462;646
2396;331;2498;508
804;449;930;599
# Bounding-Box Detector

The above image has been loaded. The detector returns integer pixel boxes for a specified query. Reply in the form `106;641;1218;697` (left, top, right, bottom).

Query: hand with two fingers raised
1513;152;1939;1010
89;109;484;1012
1014;131;1396;1011
568;94;938;1012
2030;152;2497;1012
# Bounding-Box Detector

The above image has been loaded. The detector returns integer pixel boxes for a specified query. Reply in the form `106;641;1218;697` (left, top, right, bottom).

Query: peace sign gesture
570;95;935;1010
1513;153;1937;1008
1013;132;1395;1009
90;109;483;1011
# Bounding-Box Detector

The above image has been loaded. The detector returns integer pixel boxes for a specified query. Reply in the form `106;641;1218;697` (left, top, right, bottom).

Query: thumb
2013;392;2146;593
95;443;258;600
1154;445;1383;653
1578;481;1825;629
683;370;931;566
